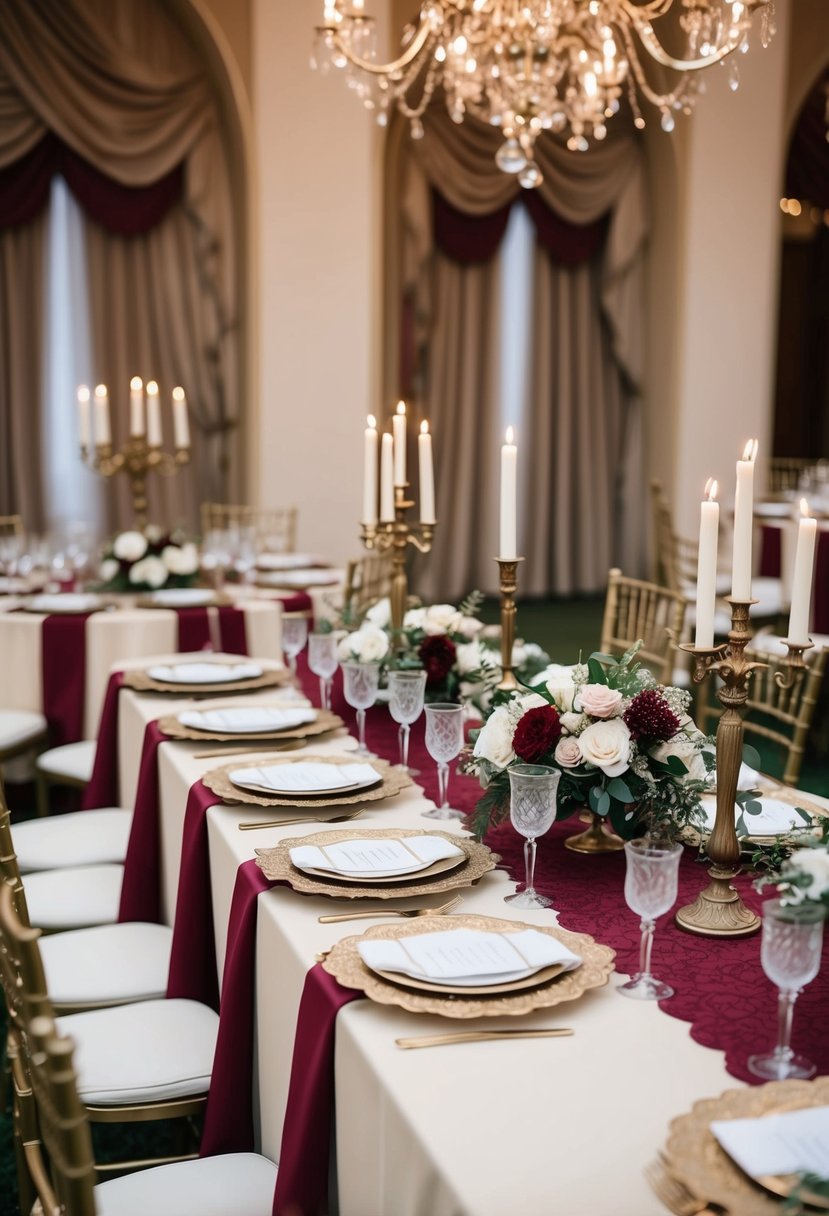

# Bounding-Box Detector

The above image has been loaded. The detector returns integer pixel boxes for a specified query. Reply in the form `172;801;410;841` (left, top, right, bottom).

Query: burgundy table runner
41;612;92;745
271;591;314;616
117;720;167;923
82;671;125;809
175;604;249;655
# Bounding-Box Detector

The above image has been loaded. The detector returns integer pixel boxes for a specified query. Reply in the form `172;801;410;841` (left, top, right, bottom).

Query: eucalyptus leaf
587;656;609;686
607;777;635;803
596;789;611;817
741;742;762;770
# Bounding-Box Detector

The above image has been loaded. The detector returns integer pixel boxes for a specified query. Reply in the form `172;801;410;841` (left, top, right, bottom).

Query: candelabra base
675;865;760;937
564;813;625;854
496;670;520;693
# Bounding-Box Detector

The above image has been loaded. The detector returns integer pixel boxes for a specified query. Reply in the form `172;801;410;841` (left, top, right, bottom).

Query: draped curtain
394;103;648;601
0;0;238;530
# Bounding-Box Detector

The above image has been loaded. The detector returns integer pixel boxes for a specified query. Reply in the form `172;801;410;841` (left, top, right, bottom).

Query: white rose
403;607;426;631
458;615;485;639
337;633;354;661
365;597;391;629
473;705;516;769
424;604;461;635
144;525;164;544
519;692;549;712
128;555;167;589
577;684;623;719
113;530;147;562
544;668;578;712
99;558;119;582
578;719;632;777
456;640;484;675
161;544;198;575
555;737;583;768
512;643;528;667
346;624;389;663
650;734;707;784
560;711;588;736
787;848;829;901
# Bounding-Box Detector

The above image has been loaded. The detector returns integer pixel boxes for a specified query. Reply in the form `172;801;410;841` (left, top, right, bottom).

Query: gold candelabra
360;485;436;636
676;600;812;938
495;557;524;691
80;438;190;529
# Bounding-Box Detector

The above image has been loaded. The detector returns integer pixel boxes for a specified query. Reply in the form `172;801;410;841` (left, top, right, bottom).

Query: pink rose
577;684;623;719
555;737;583;768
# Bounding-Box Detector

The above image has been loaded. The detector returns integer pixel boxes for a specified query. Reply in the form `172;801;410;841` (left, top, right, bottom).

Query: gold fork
318;894;463;924
644;1158;721;1216
396;1028;574;1049
238;807;366;831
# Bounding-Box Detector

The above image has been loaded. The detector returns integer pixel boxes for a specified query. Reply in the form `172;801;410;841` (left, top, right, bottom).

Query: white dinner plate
358;928;582;988
256;553;326;571
229;760;381;797
148;662;263;685
149;588;215;607
25;593;104;614
289;834;464;880
257;569;340;588
178;706;316;734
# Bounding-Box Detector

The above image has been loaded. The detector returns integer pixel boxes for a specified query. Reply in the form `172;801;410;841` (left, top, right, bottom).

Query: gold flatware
644;1158;722;1216
318;894;463;924
193;739;310;760
239;808;366;831
395;1028;574;1049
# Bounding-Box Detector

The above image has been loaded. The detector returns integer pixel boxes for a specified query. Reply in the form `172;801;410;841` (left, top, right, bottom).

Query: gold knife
395;1028;574;1049
192;739;309;760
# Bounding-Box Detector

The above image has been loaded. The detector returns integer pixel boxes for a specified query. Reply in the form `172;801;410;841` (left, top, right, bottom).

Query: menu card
290;834;462;877
711;1106;829;1178
359;928;582;985
230;761;379;794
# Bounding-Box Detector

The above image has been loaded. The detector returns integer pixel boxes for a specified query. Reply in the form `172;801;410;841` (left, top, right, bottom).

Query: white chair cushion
24;864;123;929
57;998;219;1106
39;922;172;1007
0;708;47;750
94;1153;278;1216
36;739;96;781
14;807;132;873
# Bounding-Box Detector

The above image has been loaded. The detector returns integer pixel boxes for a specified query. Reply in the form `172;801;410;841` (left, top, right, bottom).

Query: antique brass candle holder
81;437;190;529
495;556;524;692
360;485;436;638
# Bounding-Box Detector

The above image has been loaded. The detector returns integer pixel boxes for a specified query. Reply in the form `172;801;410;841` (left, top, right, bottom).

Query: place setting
122;658;290;695
137;587;224;608
157;702;344;747
21;591;108;614
203;752;412;816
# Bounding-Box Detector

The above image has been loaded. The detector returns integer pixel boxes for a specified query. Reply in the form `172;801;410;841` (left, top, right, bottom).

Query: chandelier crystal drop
312;0;775;185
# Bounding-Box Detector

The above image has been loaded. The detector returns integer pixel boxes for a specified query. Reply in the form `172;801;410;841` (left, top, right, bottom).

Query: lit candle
76;385;91;449
380;432;394;522
129;376;144;438
146;380;162;448
694;478;719;649
787;498;818;645
172;386;190;450
393;400;407;486
363;414;378;526
731;438;758;601
418;420;436;524
500;426;517;560
93;384;111;448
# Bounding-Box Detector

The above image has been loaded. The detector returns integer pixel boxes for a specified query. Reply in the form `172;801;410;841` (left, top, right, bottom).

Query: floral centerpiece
99;528;200;593
468;644;711;841
768;826;829;915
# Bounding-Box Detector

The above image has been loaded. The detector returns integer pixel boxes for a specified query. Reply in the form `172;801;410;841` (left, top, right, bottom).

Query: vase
564;811;625;854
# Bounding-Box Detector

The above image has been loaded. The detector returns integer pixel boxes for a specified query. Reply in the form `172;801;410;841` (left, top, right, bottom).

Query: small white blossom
113;530;147;562
128;555;167;588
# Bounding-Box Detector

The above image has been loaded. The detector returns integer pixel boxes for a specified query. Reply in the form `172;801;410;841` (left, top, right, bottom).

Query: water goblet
422;703;465;820
618;838;683;1000
308;631;338;710
341;660;380;756
388;669;427;774
282;615;309;680
505;764;560;908
748;898;825;1080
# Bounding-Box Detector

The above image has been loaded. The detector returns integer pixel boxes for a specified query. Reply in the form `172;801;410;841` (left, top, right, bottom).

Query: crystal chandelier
312;0;775;187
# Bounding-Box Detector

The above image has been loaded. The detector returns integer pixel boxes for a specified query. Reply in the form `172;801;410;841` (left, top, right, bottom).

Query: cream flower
424;603;461;635
578;719;632;777
365;597;391;629
99;558;119;583
113;530;147;562
555;737;583;768
128;555;167;589
457;615;485;639
519;692;549;712
338;624;389;663
560;711;588;736
403;607;426;631
785;848;829;902
456;640;485;675
162;543;199;575
545;670;578;713
472;705;516;769
650;734;707;784
577;684;623;719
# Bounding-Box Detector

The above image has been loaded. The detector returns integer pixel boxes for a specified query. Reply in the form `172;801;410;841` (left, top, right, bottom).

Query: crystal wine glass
282;615;309;680
505;764;560;908
748;898;825;1080
308;632;338;710
422;702;465;820
388;669;427;773
618;838;683;1000
341;660;380;756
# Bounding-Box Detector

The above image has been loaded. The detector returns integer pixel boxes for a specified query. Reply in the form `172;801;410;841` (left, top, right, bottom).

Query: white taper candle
146;380;162;448
694;478;719;649
129;376;144;438
500;426;517;560
172;387;190;450
380;433;394;522
418;421;435;524
363;415;378;527
76;385;91;448
731;438;758;600
93;384;111;448
393;401;407;487
787;499;818;645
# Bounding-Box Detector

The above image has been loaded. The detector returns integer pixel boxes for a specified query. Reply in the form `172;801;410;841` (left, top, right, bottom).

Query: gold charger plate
298;847;466;886
322;913;614;1017
206;754;411;810
256;827;496;899
373;959;568;997
136;592;229;609
123;667;289;696
664;1077;829;1216
158;708;343;743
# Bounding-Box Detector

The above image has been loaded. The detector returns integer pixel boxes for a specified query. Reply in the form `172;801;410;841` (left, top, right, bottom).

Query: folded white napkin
27;593;102;614
230;760;379;794
359;928;582;987
711;1106;829;1179
179;706;316;733
264;569;338;588
150;589;214;606
148;662;263;684
290;834;463;878
701;794;814;836
256;553;322;571
709;762;761;792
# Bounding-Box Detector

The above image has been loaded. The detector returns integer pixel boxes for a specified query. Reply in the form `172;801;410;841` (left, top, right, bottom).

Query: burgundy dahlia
418;635;457;687
623;689;680;742
513;705;562;763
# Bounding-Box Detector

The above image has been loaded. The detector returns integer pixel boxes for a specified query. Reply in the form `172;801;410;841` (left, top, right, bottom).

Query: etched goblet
422;703;465;820
308;632;338;711
388;669;427;773
341;660;380;757
282;616;309;680
505;764;560;908
618;839;682;1000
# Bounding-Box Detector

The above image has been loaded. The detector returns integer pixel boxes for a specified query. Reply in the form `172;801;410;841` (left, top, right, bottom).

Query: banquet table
106;661;829;1216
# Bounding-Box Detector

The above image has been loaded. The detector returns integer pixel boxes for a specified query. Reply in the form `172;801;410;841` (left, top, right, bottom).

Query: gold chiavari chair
200;502;298;553
343;552;394;623
697;646;827;787
0;513;23;540
600;568;688;686
765;457;820;496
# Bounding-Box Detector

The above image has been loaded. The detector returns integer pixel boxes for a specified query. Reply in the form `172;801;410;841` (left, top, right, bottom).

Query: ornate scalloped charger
123;667;289;695
205;754;411;809
664;1076;829;1216
255;827;497;899
158;708;344;743
682;784;828;848
321;913;615;1017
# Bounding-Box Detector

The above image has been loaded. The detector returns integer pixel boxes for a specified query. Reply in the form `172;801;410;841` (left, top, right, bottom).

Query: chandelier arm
619;22;689;107
328;18;435;76
620;2;741;72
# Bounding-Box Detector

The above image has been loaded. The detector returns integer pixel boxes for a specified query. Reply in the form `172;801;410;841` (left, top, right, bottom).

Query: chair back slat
600;568;687;685
201;502;298;553
343;554;393;622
